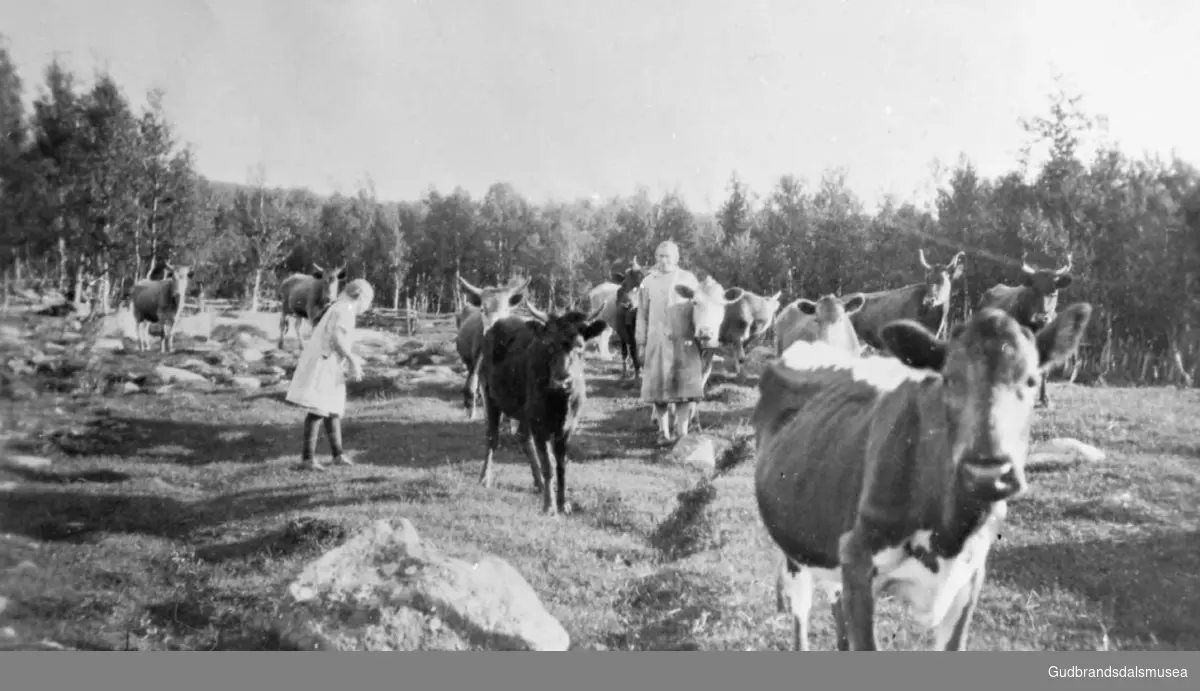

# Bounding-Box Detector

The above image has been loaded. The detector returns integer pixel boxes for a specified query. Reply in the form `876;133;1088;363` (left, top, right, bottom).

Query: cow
130;263;195;353
277;263;348;350
454;275;534;420
612;259;647;380
752;302;1093;650
774;292;867;357
849;249;966;350
978;252;1075;408
586;281;620;360
476;303;608;515
667;276;746;431
718;290;783;379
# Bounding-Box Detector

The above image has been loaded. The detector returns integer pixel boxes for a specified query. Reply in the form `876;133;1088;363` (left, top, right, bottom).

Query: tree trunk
392;271;401;311
250;269;262;312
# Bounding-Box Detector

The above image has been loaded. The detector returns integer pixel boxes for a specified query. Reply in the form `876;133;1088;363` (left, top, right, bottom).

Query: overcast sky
2;0;1196;212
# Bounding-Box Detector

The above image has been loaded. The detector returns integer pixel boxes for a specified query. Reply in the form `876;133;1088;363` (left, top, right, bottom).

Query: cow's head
612;257;646;312
725;290;783;370
795;292;866;353
880;302;1092;503
1018;253;1073;329
163;262;193;299
535;303;609;390
919;249;965;309
312;263;348;306
675;276;745;350
459;274;532;331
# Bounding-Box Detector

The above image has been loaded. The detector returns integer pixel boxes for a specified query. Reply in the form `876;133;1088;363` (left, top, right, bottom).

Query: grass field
1;310;1198;651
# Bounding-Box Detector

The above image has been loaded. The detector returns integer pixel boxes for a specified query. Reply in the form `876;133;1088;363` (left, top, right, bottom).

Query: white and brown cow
718;289;783;379
752;302;1092;650
773;292;867;357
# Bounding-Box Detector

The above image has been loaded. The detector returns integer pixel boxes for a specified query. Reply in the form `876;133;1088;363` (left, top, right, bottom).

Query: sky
2;0;1196;213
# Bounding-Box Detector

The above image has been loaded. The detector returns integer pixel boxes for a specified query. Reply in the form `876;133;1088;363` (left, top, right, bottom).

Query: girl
285;278;375;470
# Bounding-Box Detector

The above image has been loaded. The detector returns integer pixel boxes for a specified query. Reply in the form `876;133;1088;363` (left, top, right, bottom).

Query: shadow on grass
0;483;398;544
649;479;721;561
603;567;731;651
991;529;1200;649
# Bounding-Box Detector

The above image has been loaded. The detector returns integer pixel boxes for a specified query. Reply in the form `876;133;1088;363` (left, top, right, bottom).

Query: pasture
1;305;1198;651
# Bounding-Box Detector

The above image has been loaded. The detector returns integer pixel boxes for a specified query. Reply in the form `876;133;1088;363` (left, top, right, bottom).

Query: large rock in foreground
274;518;570;651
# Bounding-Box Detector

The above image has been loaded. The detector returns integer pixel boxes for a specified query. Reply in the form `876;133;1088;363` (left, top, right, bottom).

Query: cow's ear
337;269;348;280
842;293;866;315
582;320;608;342
507;291;525;308
674;284;696;300
724;287;745;303
1054;275;1072;289
880;319;947;371
463;291;483;308
1020;273;1035;287
949;262;964;281
611;272;625;284
796;299;817;316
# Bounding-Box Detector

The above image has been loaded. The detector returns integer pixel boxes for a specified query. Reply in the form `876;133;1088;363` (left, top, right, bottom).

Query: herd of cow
119;247;1090;650
444;246;1089;651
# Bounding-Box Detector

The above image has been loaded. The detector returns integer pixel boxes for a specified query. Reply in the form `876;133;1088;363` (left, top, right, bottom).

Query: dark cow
611;259;647;380
850;249;965;350
477;303;608;515
752;303;1092;650
277;263;348;350
131;262;194;353
454;275;534;420
669;276;746;430
774;292;866;357
719;290;783;378
978;252;1075;408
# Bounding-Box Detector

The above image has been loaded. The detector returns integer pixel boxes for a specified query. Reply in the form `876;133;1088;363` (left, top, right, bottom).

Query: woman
285;278;375;471
635;240;704;446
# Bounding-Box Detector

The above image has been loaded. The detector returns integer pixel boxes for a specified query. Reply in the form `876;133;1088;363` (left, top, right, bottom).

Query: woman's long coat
635;268;705;403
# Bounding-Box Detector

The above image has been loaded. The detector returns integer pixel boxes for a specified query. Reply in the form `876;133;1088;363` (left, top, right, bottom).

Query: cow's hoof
479;474;494;489
560;502;573;516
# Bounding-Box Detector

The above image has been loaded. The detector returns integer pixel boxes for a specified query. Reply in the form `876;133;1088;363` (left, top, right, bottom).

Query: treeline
1;37;1198;384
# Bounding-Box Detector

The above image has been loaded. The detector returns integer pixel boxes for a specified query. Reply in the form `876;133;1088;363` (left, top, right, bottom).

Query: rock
0;481;17;492
154;364;208;384
275;518;570;651
239;348;264;364
664;434;729;470
177;357;220;376
230;375;262;391
3;455;52;469
122;382;141;395
92;337;126;352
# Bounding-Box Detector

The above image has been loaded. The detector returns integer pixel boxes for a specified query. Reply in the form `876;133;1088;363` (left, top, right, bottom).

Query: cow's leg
465;356;482;420
159;316;170;353
537;435;557;515
517;422;545;492
775;558;814;651
1037;376;1050;408
508;415;520;436
831;595;850;651
619;338;629;379
597;326;613;360
134;320;143;351
837;531;880;651
630;337;641;380
479;397;504;488
552;432;570;515
278;309;288;350
932;564;985;651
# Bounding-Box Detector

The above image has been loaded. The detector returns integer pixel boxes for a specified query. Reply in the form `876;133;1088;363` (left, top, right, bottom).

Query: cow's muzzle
961;456;1027;501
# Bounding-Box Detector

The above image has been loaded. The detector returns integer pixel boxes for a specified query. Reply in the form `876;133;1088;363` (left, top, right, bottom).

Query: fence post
406;297;413;336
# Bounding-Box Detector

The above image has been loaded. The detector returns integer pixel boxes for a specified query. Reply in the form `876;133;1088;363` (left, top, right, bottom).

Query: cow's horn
918;249;932;269
1056;253;1073;275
